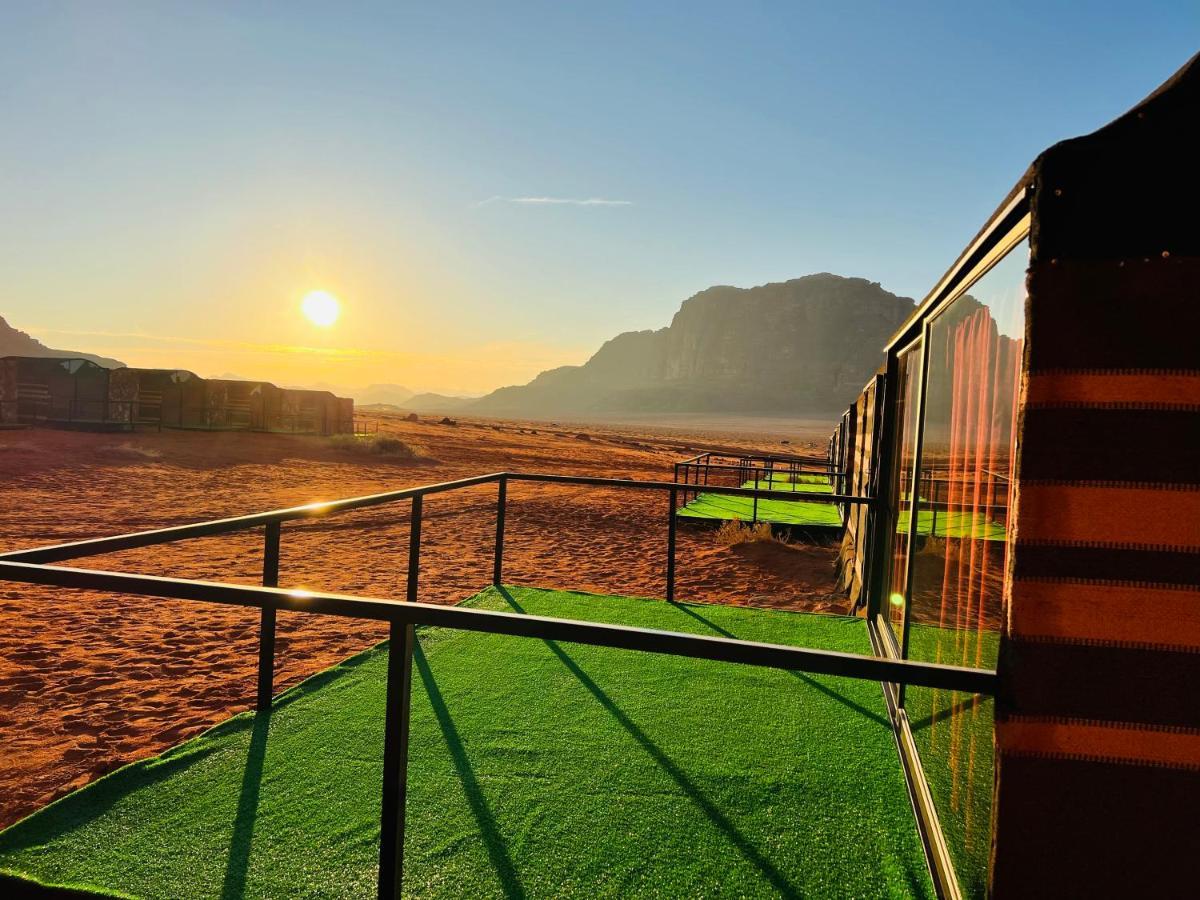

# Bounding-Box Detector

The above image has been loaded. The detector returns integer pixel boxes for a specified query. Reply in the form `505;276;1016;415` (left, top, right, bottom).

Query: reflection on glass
885;347;921;643
906;237;1028;898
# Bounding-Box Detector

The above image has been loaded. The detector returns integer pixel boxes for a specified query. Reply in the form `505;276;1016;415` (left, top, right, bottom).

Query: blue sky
1;2;1195;392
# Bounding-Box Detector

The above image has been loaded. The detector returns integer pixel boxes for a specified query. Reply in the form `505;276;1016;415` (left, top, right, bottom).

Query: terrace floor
0;587;932;899
676;473;844;528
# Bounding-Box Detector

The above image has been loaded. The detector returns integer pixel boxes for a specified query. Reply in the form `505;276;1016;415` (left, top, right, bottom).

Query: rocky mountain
355;383;416;406
472;274;914;416
0;316;124;368
400;392;473;412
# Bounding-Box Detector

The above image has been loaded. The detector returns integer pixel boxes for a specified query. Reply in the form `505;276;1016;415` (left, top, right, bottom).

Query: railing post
378;493;422;899
378;616;415;900
256;521;280;712
666;486;677;603
493;477;506;586
407;495;422;603
752;469;760;524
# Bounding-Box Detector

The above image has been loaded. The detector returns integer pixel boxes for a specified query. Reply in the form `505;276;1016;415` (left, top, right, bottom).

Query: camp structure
828;53;1199;897
107;367;202;428
0;360;354;434
190;378;278;431
275;388;343;435
0;357;128;429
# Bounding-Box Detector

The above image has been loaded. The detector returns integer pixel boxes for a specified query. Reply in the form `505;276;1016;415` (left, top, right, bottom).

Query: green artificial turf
743;475;835;494
677;494;843;529
0;587;933;899
676;474;844;528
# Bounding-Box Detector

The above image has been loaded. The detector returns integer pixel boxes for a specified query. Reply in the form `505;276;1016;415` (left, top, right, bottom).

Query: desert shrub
328;433;426;460
714;518;777;547
97;442;162;460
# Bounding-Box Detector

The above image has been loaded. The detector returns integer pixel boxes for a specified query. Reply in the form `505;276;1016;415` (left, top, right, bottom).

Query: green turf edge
0;639;394;898
0;870;131;899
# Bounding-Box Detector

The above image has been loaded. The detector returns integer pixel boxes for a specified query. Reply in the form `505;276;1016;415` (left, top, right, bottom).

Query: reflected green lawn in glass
905;624;999;899
895;509;1005;542
0;587;932;899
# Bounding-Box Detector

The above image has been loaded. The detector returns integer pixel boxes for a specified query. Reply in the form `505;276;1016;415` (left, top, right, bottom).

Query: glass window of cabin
904;236;1028;897
884;344;922;644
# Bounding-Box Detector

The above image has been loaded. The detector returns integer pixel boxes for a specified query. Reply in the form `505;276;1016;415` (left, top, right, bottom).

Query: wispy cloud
476;195;632;208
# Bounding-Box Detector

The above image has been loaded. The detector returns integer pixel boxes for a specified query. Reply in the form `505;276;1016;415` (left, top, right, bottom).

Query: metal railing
0;470;996;899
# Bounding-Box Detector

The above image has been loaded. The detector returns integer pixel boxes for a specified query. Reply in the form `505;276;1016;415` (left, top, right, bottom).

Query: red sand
0;414;841;828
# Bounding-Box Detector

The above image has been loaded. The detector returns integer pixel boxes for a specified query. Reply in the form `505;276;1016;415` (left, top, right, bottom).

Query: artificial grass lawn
677;494;845;528
0;587;933;899
677;475;843;528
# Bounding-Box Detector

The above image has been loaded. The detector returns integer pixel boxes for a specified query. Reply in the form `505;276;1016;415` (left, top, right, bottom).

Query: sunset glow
301;291;341;327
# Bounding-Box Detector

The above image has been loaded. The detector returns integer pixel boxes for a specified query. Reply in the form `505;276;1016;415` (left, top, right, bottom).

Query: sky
1;2;1195;395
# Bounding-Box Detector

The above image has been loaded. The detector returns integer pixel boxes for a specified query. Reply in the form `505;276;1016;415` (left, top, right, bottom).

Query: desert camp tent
0;357;125;427
108;368;202;428
198;379;280;431
276;388;341;435
828;53;1199;898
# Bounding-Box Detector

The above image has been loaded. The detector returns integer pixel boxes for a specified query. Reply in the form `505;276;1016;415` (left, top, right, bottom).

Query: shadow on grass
414;642;526;900
498;587;800;898
669;601;889;729
219;710;271;900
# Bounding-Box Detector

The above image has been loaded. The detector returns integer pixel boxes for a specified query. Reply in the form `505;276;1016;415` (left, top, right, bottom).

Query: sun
301;290;341;327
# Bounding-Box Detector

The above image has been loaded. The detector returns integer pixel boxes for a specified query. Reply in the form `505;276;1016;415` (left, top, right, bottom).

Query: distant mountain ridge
0;316;124;368
472;274;914;416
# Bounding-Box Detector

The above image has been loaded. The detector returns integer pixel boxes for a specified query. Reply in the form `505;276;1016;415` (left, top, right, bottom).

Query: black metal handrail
0;560;995;693
0;469;980;900
0;472;870;565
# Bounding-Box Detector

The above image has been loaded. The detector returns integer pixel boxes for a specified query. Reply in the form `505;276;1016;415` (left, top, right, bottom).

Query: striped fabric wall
991;55;1199;897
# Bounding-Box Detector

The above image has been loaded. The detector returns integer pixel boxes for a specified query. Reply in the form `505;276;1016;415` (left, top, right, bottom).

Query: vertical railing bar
752;467;760;524
493;477;506;586
407;495;422;604
378;617;415;900
378;494;422;899
255;520;281;712
666;486;677;603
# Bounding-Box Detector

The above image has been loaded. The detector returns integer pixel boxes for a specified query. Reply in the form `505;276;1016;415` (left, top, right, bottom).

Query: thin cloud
476;195;632;207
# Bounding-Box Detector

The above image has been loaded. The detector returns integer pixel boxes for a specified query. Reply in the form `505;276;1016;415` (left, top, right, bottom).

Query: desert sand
0;412;841;828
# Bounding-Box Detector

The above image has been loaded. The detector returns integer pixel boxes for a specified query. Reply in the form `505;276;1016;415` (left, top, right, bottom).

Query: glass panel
884;346;922;644
906;237;1028;897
